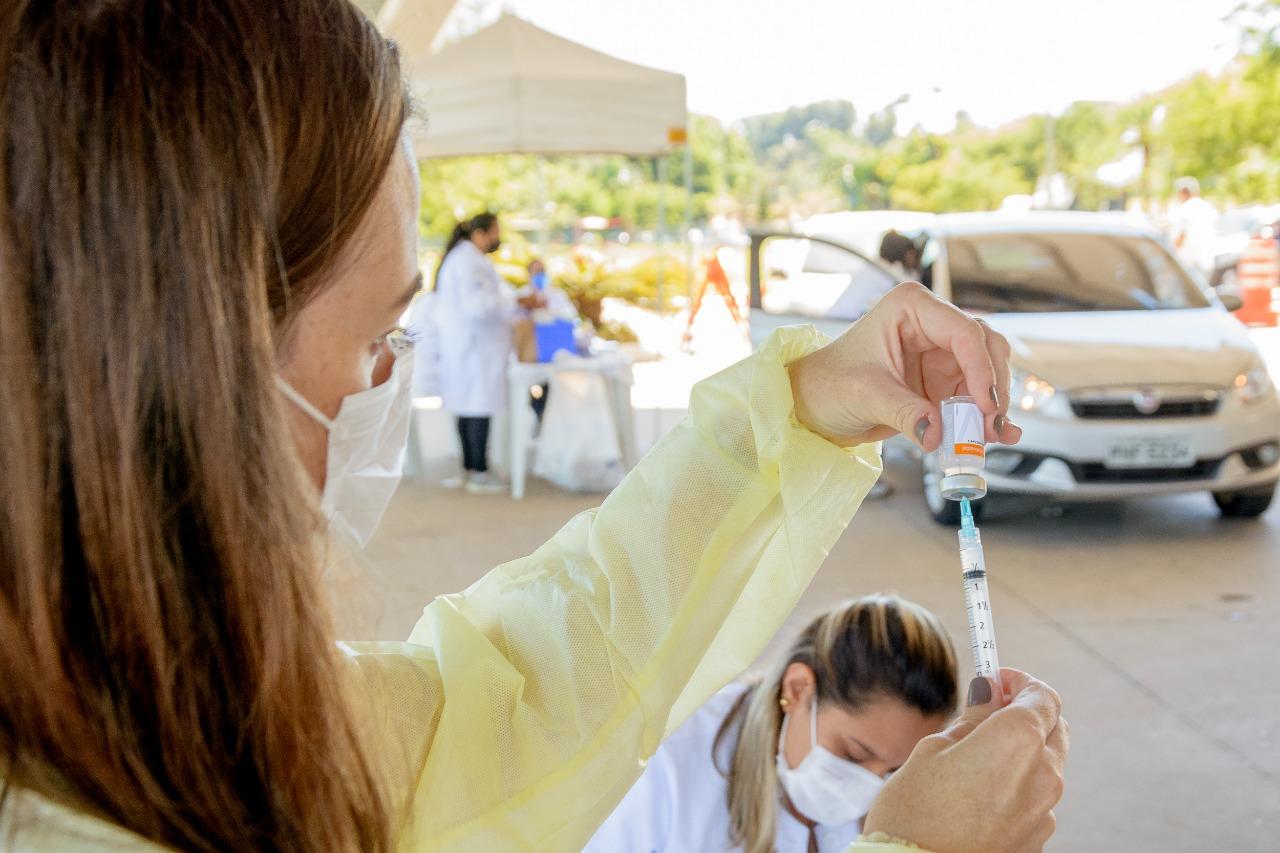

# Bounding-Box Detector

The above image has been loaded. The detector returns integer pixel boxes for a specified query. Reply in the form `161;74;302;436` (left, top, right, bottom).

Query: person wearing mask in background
1169;176;1219;280
526;257;577;318
0;3;1066;851
584;595;957;853
434;212;545;493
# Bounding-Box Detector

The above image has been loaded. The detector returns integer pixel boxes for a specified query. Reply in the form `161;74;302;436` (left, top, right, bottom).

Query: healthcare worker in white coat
584;595;958;853
433;212;544;494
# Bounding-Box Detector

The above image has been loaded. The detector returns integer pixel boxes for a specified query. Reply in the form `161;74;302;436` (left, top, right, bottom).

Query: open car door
748;230;900;348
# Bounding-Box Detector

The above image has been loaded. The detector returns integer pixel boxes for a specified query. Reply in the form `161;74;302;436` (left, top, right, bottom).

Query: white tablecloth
498;353;636;499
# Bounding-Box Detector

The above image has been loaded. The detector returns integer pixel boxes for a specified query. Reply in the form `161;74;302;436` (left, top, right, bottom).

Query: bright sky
458;0;1244;131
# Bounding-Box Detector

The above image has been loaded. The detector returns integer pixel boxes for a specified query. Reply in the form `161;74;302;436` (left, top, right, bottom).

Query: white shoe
465;472;508;495
440;473;469;489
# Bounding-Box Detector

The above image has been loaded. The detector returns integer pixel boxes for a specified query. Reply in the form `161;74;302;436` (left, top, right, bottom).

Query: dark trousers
456;416;491;472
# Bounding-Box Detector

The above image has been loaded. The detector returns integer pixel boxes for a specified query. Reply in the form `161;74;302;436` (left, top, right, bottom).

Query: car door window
759;235;897;322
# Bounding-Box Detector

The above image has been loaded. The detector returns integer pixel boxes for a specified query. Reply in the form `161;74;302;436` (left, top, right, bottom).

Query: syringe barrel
958;531;1002;698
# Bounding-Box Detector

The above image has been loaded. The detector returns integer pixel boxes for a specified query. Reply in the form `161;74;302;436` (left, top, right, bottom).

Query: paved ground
355;322;1280;853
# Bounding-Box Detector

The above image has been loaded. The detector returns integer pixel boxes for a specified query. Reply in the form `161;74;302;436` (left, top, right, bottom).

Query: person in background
434;212;544;493
1169;176;1219;279
526;257;577;317
528;257;549;293
584;594;957;853
878;230;922;284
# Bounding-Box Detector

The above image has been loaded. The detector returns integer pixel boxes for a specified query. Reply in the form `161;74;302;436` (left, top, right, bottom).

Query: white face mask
775;696;886;827
277;346;414;546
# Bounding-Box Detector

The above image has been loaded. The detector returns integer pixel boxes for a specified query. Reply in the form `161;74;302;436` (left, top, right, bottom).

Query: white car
748;212;1280;523
799;210;937;261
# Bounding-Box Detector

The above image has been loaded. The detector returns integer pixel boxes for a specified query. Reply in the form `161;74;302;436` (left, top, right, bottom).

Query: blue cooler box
535;319;577;362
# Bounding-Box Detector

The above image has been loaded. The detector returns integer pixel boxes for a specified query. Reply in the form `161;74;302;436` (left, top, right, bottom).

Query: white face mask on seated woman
775;696;886;826
277;338;415;546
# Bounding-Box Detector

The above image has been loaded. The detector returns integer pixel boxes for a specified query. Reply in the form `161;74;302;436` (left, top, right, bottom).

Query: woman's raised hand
787;282;1022;450
863;668;1069;853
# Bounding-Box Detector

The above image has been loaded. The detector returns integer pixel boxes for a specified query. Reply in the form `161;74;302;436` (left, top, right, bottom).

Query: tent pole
682;130;693;304
537;155;549;256
656;155;667;315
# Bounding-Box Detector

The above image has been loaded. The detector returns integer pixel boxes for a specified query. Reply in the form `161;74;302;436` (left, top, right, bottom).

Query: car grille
1071;459;1223;484
1069;389;1222;419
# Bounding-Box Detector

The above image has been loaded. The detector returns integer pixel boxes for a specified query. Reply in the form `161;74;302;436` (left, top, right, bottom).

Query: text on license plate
1105;439;1195;469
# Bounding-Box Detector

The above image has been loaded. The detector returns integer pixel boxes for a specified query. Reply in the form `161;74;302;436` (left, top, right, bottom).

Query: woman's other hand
863;668;1069;853
787;282;1022;450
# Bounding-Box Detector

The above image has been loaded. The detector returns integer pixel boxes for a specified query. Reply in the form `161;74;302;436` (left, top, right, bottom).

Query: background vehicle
749;212;1280;523
799;210;937;262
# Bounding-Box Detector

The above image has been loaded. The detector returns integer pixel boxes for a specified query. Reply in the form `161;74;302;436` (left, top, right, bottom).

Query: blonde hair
713;594;958;853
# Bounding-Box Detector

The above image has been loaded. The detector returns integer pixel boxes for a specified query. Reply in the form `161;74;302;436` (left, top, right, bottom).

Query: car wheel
1212;482;1276;519
922;452;986;525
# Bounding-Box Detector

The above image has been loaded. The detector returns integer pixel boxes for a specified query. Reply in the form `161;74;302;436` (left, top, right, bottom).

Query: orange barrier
1235;235;1279;327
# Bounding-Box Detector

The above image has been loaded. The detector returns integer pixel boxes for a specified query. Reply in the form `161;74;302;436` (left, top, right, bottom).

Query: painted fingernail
994;413;1007;436
968;676;992;706
914;416;929;446
1003;418;1023;440
990;385;999;405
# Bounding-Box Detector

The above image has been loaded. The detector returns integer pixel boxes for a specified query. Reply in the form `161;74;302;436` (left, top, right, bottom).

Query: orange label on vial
954;442;986;457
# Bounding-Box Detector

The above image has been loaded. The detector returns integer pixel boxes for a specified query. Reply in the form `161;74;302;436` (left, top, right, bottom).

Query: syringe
958;497;1003;700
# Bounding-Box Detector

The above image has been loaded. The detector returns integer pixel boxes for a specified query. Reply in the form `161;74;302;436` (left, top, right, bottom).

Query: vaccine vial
939;395;987;500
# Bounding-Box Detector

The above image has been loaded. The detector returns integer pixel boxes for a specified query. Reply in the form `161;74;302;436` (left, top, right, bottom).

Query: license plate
1105;439;1195;469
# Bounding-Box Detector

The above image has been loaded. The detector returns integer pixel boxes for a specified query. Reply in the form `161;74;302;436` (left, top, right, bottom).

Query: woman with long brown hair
0;2;1065;851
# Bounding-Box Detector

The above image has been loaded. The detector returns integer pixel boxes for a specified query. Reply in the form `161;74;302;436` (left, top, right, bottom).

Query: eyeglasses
379;327;416;355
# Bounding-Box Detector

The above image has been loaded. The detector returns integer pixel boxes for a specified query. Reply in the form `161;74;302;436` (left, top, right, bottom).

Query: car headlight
1011;367;1056;413
1233;362;1275;405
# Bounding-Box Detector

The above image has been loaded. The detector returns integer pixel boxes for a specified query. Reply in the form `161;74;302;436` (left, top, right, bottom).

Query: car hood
985;309;1260;390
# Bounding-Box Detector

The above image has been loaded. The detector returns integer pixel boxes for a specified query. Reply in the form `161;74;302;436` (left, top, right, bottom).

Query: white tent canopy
404;14;687;159
374;0;455;63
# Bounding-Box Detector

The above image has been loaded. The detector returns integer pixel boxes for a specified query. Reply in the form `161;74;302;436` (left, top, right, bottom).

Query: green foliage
596;319;640;344
418;114;761;243
415;10;1280;232
517;248;693;324
741;100;857;151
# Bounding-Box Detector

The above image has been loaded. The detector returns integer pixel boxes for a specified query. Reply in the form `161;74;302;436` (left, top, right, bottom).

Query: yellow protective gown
0;327;924;853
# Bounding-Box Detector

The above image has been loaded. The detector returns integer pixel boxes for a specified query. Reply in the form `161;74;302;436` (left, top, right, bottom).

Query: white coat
433;240;518;417
583;684;863;853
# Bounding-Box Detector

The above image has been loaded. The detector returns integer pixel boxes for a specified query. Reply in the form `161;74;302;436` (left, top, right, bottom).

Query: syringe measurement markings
963;572;999;680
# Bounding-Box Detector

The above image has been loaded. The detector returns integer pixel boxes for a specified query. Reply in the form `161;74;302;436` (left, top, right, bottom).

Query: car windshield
945;231;1210;313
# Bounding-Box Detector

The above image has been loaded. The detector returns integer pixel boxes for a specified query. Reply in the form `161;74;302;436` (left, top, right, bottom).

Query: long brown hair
713;595;958;853
0;1;409;850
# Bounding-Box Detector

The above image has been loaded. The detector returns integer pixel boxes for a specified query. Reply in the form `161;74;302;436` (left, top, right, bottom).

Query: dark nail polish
994;414;1007;436
968;676;992;706
914;417;929;446
990;385;999;405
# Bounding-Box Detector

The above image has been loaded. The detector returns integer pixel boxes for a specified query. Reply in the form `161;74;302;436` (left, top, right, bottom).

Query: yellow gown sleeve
344;326;882;851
